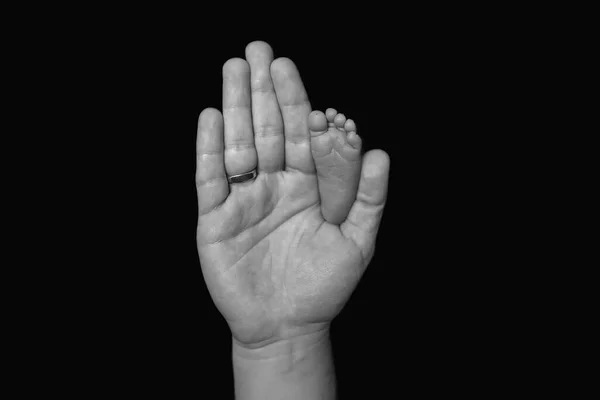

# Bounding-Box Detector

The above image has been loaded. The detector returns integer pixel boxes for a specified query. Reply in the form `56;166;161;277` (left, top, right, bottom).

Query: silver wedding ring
227;169;257;184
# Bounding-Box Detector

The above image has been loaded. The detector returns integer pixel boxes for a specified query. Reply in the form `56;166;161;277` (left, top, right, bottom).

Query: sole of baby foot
308;108;362;225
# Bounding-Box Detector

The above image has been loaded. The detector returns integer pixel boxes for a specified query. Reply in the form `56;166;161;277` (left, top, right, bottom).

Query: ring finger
222;58;258;180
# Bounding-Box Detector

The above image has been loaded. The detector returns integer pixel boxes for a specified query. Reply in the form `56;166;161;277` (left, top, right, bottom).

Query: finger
222;58;258;177
196;108;229;216
341;149;390;264
271;57;314;174
245;41;284;173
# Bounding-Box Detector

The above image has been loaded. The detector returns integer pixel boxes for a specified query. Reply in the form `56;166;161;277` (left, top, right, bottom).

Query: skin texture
196;41;390;399
309;108;363;225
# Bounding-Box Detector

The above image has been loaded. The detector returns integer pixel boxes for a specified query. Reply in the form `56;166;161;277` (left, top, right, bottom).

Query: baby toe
344;118;356;132
334;113;347;129
326;108;337;122
346;130;362;149
308;110;328;135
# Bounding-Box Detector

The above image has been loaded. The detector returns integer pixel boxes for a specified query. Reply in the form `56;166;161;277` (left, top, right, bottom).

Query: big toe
308;110;328;136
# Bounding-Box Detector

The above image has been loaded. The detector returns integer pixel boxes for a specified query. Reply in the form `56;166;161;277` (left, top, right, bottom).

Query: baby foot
308;108;362;225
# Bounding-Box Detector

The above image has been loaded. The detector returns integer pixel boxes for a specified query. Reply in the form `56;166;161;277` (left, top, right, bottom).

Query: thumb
341;149;390;264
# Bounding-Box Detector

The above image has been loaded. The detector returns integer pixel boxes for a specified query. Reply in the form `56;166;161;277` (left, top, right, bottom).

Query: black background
44;14;526;397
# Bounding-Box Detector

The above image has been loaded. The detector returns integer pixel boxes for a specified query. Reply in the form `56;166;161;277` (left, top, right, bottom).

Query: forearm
232;329;336;400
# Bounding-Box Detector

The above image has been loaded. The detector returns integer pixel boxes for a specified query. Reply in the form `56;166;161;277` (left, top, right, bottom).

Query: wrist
232;326;336;400
232;324;331;360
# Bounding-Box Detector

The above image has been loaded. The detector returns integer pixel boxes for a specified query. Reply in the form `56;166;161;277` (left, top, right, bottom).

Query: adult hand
196;41;390;349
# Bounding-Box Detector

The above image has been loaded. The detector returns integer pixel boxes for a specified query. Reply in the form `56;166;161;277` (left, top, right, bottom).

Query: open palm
196;42;390;348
